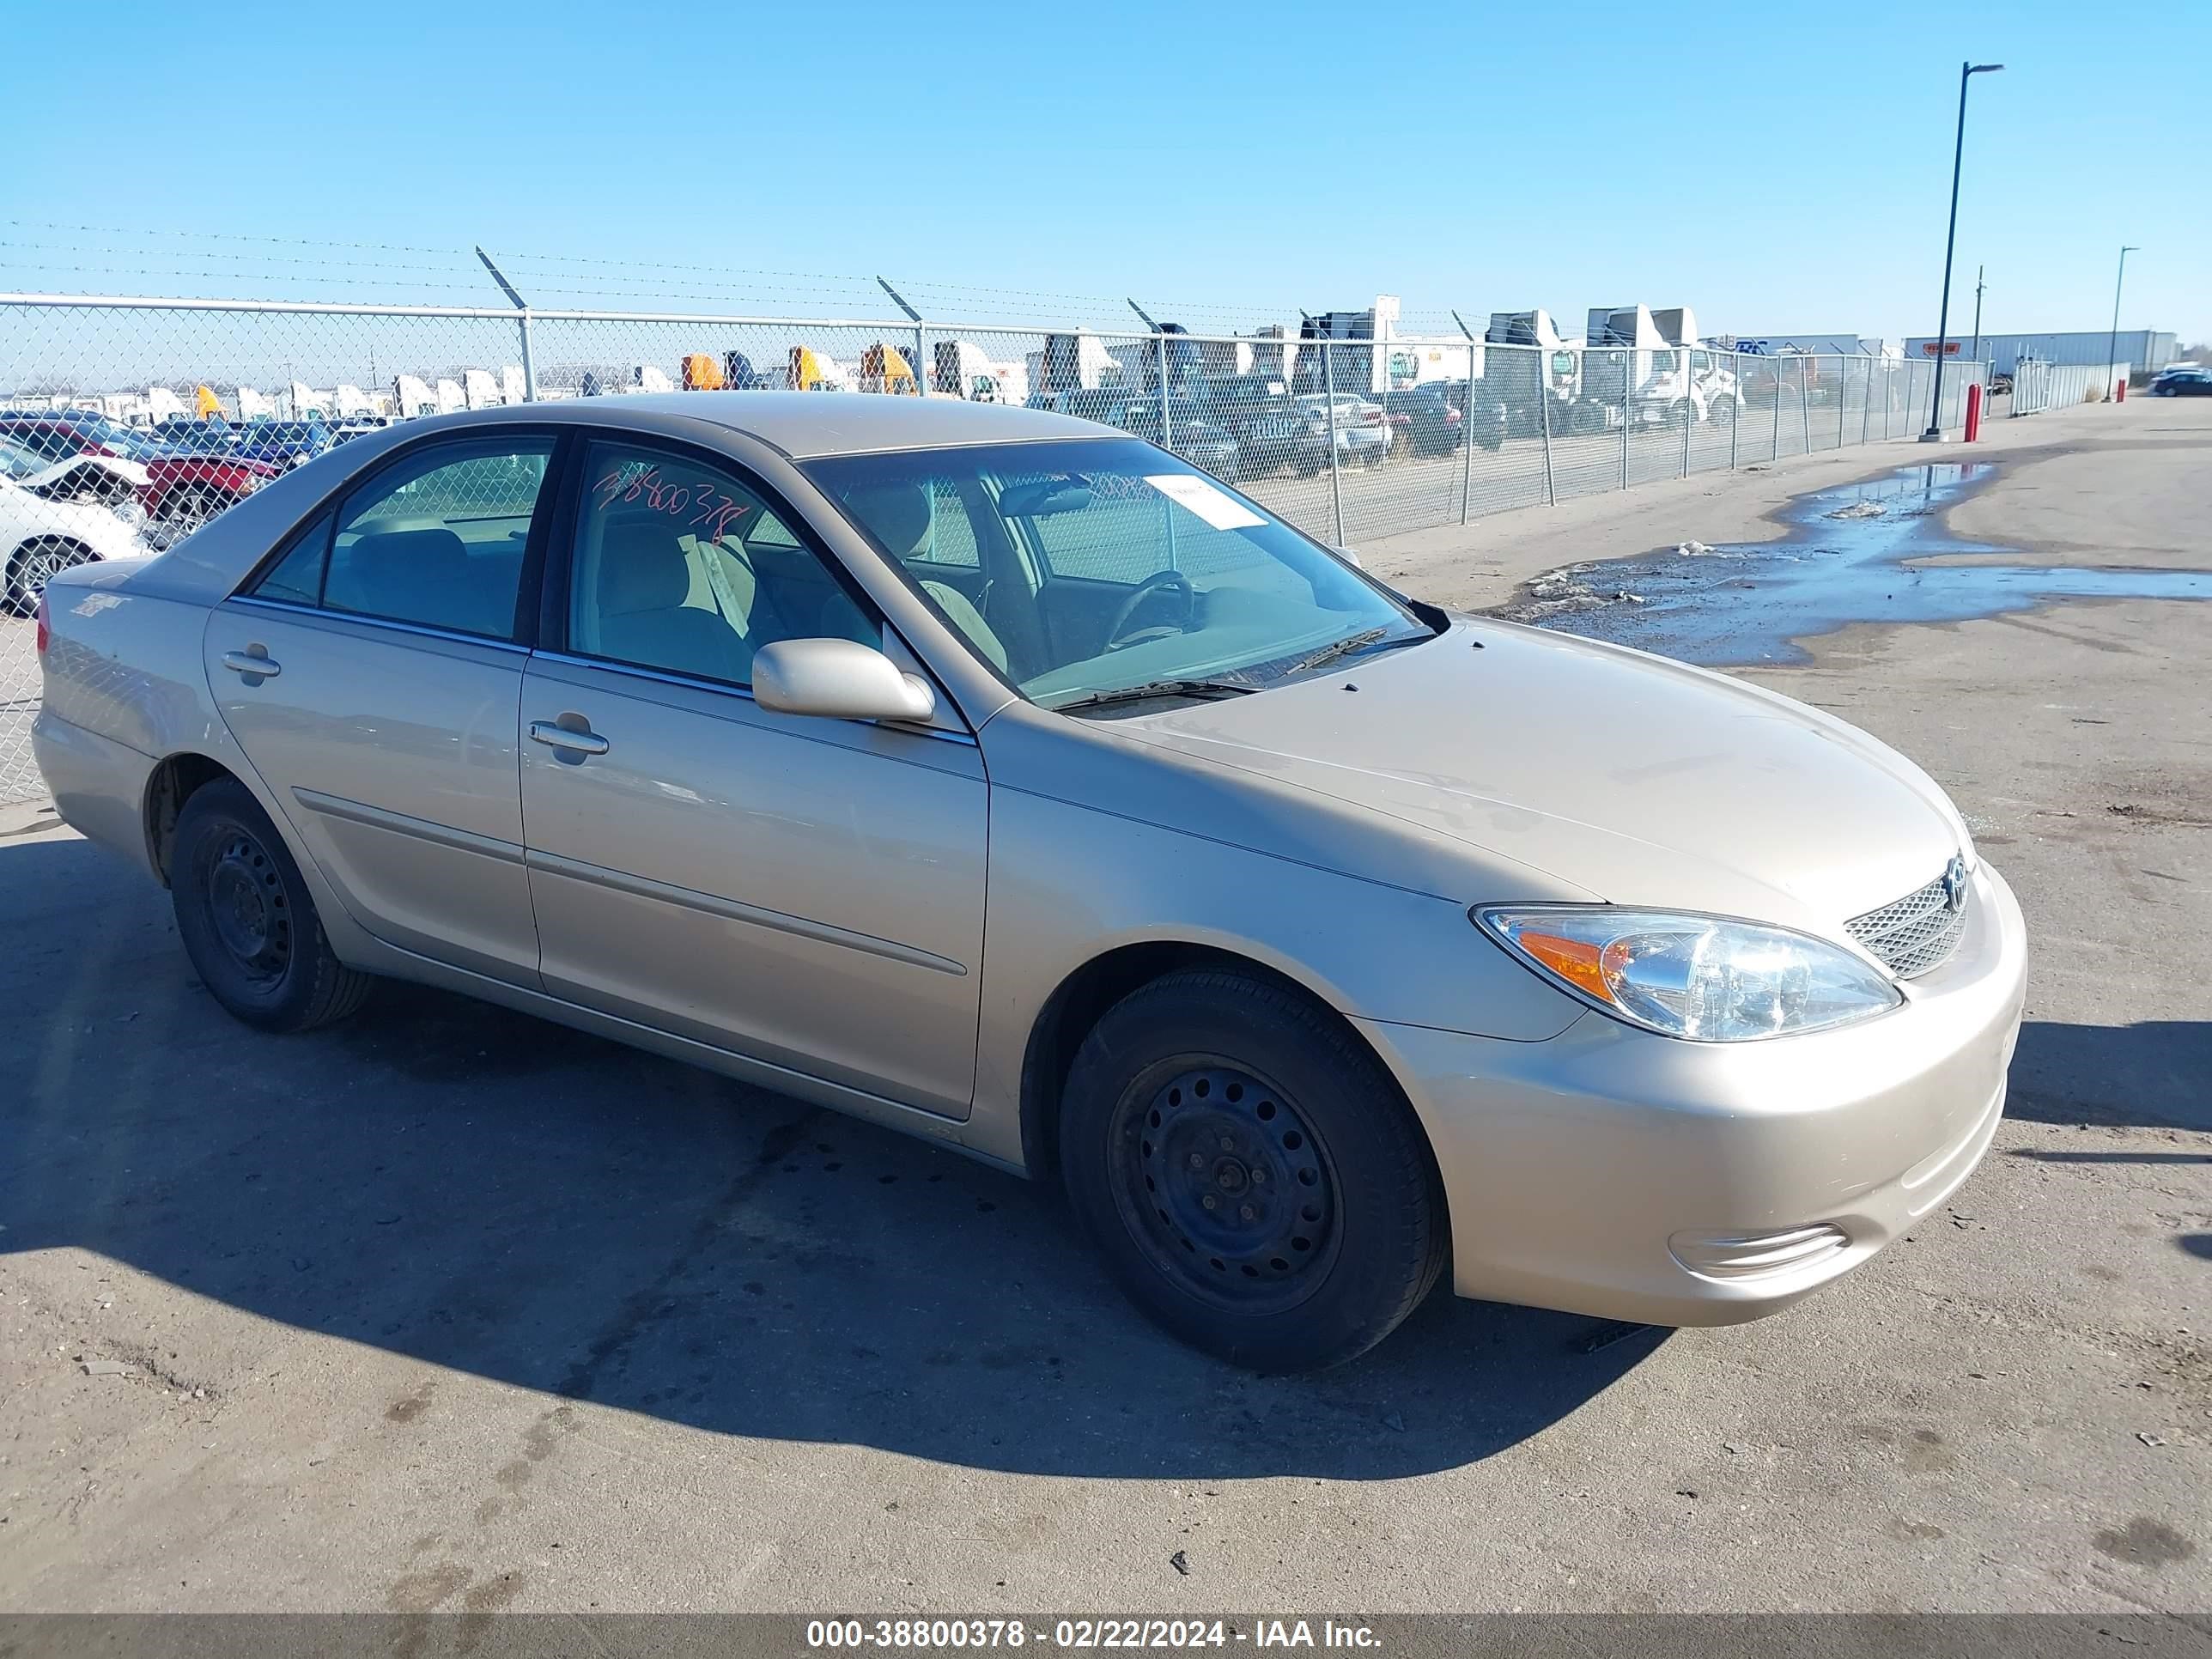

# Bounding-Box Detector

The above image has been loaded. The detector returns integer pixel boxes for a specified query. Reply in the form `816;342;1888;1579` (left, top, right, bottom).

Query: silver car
32;394;2027;1371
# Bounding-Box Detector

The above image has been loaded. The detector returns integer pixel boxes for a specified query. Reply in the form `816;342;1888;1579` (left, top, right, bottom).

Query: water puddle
1492;461;2211;665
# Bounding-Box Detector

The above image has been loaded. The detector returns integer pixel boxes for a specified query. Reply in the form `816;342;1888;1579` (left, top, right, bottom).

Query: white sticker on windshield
1144;473;1265;531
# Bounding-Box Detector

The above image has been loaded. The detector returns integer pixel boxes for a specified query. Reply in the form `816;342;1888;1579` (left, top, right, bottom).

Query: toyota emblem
1942;854;1970;915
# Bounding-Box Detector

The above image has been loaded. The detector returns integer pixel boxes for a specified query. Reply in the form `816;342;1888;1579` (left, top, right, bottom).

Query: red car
0;413;281;522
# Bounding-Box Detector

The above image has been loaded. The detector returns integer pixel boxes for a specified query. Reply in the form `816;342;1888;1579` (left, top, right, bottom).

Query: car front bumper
1357;861;2027;1327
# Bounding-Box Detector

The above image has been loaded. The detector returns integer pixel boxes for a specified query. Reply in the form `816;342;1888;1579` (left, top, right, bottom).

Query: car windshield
83;423;161;460
805;437;1434;711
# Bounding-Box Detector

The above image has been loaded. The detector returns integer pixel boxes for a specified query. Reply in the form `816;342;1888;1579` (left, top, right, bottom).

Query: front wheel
1059;969;1449;1371
171;778;374;1032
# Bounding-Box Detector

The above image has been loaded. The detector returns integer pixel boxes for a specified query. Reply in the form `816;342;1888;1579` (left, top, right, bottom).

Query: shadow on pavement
0;832;1661;1480
2005;1018;2212;1133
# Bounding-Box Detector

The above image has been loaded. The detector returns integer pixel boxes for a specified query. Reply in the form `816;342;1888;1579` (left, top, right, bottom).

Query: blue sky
6;0;2206;343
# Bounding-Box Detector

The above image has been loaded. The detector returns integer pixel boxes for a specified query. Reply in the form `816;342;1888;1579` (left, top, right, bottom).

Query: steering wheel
1103;568;1195;650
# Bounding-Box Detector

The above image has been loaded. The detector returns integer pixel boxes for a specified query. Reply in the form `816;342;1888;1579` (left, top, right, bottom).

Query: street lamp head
1968;63;2005;74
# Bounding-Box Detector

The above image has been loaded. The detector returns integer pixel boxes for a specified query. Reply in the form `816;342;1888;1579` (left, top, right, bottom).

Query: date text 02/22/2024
804;1618;1383;1650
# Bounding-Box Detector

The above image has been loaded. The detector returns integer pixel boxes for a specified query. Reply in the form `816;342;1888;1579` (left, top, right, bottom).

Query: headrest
345;527;469;582
841;479;933;558
597;514;693;614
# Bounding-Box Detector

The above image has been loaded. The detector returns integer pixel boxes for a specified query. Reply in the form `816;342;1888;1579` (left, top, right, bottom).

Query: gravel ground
1;398;2206;1618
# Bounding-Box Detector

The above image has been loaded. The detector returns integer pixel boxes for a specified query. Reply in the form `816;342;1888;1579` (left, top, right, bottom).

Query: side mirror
751;638;938;724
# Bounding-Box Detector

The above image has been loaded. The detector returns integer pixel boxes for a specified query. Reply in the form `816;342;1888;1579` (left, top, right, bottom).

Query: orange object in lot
681;353;724;391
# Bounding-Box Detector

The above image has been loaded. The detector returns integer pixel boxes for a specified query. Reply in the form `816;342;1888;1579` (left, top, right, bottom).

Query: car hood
1116;619;1972;939
27;453;150;491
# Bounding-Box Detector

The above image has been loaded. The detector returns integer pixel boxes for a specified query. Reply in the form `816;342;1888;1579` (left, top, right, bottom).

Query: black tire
171;778;373;1033
1709;395;1738;428
1059;969;1449;1371
8;538;95;616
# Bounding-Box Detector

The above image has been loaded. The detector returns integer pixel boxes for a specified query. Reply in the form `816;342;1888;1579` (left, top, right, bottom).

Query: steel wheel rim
203;827;293;989
1109;1062;1341;1315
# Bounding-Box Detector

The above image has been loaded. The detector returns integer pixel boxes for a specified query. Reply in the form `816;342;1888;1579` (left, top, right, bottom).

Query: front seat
592;516;752;684
838;480;1010;674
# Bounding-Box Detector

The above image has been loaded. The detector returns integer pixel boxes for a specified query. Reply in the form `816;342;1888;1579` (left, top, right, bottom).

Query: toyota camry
32;393;2026;1370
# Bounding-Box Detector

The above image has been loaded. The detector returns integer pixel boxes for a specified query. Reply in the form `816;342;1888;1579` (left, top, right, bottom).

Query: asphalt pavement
1;397;2206;1616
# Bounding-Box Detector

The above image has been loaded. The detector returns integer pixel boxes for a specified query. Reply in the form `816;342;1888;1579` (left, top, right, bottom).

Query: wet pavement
1492;460;2212;664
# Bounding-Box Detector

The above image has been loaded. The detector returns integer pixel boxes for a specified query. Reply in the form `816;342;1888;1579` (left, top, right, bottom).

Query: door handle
529;720;611;757
220;649;281;678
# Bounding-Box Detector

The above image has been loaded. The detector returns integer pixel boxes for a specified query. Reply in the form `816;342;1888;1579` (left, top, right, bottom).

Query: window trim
539;429;889;691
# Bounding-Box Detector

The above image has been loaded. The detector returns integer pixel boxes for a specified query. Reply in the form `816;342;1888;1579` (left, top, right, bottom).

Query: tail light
36;590;52;656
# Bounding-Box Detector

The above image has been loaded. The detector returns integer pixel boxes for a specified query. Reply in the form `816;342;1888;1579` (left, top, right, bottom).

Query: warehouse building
1903;329;2176;377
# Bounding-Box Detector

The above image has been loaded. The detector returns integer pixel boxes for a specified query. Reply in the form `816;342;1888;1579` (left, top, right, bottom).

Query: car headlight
1473;906;1902;1042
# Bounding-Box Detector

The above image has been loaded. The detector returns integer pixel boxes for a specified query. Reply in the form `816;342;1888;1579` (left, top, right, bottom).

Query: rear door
203;433;559;987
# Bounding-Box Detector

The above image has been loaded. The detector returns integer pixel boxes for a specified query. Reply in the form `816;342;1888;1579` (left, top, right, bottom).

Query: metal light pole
1922;61;2003;441
1970;265;1984;365
2106;246;2138;400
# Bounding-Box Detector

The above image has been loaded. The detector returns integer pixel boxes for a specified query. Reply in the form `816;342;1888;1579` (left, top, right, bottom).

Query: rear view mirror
998;479;1094;518
751;639;938;724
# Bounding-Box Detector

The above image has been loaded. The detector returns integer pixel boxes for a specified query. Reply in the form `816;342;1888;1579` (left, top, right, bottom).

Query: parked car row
0;410;331;528
0;437;149;614
1020;378;1519;483
2148;364;2212;397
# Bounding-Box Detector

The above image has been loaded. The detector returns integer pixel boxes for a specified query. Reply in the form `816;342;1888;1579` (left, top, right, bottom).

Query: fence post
1798;356;1811;453
1620;351;1632;490
1728;349;1740;471
1156;333;1173;451
519;310;537;403
1771;358;1782;461
1836;356;1846;449
1680;350;1692;479
1540;353;1557;506
1459;340;1475;525
1861;357;1872;446
1322;340;1346;546
915;324;927;395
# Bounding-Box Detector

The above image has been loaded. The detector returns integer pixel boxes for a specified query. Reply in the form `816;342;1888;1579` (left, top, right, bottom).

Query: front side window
315;437;551;639
809;437;1432;710
565;441;876;687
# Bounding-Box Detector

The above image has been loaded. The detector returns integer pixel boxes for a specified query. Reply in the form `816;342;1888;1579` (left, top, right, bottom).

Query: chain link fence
0;293;1988;804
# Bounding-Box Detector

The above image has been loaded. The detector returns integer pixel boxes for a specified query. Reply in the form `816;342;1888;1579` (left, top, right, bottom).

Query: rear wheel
6;538;95;616
171;779;373;1032
1709;395;1738;427
1060;969;1449;1371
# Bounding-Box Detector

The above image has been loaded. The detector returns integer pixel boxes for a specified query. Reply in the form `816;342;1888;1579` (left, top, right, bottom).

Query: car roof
510;391;1111;459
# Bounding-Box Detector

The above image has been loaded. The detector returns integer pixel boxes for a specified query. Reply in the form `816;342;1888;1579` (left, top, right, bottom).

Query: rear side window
323;439;552;640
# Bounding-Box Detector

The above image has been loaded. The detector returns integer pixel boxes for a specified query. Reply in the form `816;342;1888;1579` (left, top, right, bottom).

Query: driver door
519;437;988;1119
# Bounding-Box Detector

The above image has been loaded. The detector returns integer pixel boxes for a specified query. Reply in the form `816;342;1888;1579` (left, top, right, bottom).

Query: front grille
1847;868;1970;979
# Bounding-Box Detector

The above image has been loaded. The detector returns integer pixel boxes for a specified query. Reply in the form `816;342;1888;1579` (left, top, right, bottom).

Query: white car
1296;393;1390;465
0;439;149;615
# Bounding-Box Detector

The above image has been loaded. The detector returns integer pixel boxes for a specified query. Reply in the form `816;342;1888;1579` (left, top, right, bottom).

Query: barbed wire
2;226;1494;337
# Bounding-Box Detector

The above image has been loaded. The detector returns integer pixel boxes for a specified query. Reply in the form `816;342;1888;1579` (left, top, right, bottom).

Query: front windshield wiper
1049;678;1260;715
1279;626;1401;677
